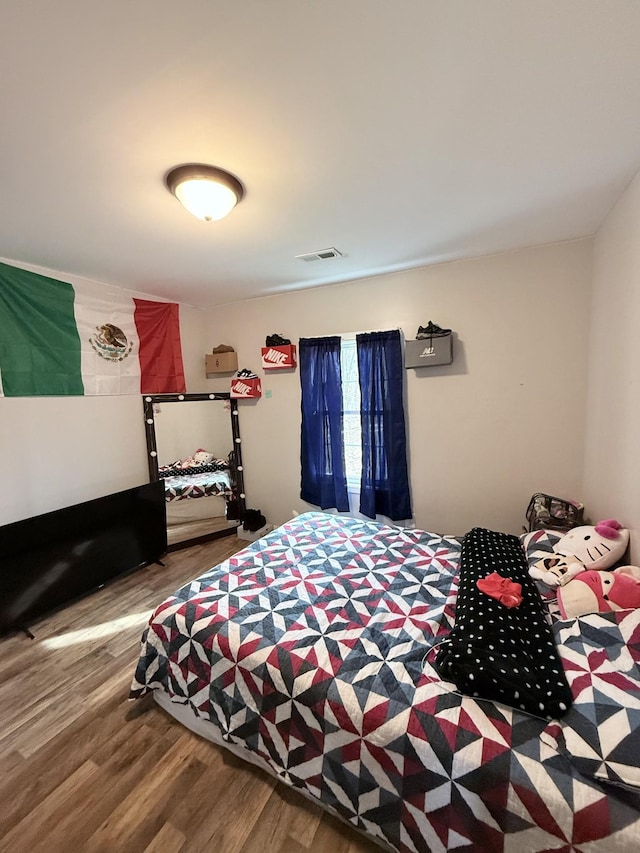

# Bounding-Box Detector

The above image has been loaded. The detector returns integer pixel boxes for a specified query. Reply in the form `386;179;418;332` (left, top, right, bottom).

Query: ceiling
2;1;640;309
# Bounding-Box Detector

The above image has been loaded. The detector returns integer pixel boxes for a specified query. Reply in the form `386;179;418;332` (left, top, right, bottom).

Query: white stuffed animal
556;519;629;570
193;448;215;465
528;519;629;588
529;553;586;587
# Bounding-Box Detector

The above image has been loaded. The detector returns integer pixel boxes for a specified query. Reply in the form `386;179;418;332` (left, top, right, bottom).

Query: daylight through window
340;338;362;489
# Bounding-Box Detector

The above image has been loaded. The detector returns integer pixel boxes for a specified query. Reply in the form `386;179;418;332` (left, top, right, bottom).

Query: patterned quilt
162;469;232;502
131;513;640;852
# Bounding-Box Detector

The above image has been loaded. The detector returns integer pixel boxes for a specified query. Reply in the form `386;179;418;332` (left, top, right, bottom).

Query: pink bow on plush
595;519;623;539
476;573;523;608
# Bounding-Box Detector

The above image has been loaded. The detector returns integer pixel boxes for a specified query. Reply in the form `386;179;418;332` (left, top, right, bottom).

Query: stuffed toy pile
193;448;215;465
174;449;216;468
528;519;640;618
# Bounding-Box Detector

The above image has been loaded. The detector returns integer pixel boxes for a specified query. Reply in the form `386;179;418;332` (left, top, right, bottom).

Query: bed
130;512;640;852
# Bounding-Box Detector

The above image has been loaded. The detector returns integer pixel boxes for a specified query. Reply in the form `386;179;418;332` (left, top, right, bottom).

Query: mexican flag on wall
0;261;186;396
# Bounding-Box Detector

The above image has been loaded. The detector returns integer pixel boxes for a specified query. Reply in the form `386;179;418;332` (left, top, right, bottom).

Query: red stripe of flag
133;299;186;394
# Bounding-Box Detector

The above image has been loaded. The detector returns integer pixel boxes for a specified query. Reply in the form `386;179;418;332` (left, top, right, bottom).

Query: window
299;330;411;521
339;338;362;489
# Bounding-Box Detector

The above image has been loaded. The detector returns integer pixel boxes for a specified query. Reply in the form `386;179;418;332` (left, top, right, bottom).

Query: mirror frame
142;392;246;549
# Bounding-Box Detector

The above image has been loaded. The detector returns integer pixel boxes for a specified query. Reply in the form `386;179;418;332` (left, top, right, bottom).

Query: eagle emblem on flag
89;323;133;362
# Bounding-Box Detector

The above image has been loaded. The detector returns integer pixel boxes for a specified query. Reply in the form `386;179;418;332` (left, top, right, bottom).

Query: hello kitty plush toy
193;448;215;465
529;519;629;587
556;519;629;569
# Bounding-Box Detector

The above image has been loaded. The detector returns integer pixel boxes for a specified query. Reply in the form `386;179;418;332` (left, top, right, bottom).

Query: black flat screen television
0;480;167;637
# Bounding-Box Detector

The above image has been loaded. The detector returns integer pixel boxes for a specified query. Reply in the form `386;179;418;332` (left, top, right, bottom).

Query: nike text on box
230;376;262;398
261;344;297;370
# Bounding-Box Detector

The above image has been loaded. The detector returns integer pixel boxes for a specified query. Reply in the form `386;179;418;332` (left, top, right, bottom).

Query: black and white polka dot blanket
435;526;573;719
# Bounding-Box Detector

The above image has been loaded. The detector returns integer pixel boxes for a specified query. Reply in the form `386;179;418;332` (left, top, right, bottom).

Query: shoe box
237;523;272;542
405;335;453;368
261;344;297;370
230;375;262;398
205;351;238;374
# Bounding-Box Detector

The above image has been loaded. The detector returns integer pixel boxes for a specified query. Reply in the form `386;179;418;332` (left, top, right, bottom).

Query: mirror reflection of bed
143;393;245;550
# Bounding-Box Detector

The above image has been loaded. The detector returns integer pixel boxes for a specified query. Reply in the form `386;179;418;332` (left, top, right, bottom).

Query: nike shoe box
405;335;453;368
230;376;262;398
261;344;297;370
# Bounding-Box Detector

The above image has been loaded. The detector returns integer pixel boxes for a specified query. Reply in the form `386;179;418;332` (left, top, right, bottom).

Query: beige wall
153;399;233;467
204;240;592;537
583;169;640;562
0;259;207;526
0;241;593;535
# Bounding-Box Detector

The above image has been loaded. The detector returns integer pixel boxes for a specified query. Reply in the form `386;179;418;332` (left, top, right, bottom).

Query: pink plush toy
557;566;640;619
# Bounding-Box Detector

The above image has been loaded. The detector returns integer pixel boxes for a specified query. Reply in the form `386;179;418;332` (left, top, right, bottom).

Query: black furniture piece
142;392;246;550
0;480;167;637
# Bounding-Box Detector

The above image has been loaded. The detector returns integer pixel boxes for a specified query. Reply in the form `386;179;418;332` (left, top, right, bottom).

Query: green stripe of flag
0;261;84;396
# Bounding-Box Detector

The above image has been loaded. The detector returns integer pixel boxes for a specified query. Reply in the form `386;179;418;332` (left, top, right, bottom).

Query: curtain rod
301;327;403;340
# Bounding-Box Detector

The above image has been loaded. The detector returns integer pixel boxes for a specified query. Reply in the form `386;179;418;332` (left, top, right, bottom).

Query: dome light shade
165;164;244;221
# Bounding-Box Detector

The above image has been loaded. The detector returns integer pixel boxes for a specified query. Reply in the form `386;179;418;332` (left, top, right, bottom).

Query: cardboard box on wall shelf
261;344;297;370
230;376;262;398
206;352;238;374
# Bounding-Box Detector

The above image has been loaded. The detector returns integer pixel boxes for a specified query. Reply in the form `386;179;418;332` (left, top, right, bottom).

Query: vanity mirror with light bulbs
143;392;246;550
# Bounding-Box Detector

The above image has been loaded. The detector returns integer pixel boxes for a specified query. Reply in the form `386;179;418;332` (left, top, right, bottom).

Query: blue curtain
357;330;412;521
299;336;349;512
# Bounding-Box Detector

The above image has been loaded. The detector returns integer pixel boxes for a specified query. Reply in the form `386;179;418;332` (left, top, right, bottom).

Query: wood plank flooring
166;517;235;547
0;538;381;853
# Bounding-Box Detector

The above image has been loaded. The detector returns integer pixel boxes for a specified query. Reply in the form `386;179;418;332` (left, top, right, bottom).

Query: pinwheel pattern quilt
131;513;640;852
162;469;232;502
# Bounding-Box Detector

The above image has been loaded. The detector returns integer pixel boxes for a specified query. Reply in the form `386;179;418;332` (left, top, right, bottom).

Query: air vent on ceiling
295;247;343;262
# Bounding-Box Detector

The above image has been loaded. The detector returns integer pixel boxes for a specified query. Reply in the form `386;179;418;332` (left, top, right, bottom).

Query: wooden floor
0;538;381;853
166;517;236;547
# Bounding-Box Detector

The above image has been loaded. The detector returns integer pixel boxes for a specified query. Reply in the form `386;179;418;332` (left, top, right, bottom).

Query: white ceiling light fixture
165;164;245;221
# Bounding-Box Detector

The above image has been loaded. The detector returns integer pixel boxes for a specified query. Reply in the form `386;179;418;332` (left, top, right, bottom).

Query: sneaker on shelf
265;333;291;346
416;322;451;339
212;344;235;353
236;368;257;379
